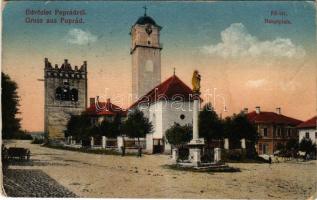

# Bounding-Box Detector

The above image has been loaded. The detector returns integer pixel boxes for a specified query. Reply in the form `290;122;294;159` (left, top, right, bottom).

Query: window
287;129;291;137
263;128;268;137
305;132;310;139
55;87;62;100
262;144;269;154
70;89;78;102
277;128;282;137
56;86;78;102
180;114;185;120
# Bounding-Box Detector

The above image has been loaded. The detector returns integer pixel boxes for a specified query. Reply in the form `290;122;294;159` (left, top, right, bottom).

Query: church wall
162;101;193;152
149;102;163;139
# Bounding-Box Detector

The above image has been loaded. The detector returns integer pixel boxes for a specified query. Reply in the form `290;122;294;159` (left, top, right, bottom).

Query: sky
2;1;316;132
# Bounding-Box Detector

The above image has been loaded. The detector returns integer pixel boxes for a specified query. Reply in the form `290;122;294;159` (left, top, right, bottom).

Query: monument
187;70;205;166
173;70;230;170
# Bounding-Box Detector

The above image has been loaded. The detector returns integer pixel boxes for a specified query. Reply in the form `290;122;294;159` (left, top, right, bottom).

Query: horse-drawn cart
6;147;31;160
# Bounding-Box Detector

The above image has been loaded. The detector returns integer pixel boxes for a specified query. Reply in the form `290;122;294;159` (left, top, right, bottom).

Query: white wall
299;129;316;144
136;101;193;153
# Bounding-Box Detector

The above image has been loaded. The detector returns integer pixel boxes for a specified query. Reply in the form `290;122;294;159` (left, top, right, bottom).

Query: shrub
31;138;44;144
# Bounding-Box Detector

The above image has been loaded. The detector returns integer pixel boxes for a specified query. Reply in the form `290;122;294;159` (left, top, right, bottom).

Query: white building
298;116;317;144
129;75;195;154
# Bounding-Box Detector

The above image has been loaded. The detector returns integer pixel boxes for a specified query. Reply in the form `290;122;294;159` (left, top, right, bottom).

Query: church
44;9;196;153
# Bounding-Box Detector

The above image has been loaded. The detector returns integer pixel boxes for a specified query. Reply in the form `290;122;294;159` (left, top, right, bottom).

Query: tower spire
173;67;176;76
143;5;147;16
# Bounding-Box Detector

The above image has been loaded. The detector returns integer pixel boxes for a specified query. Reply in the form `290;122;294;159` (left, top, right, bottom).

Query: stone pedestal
187;96;204;166
146;134;153;153
214;148;221;163
224;138;229;150
102;136;107;149
172;148;179;164
90;137;94;147
241;138;246;149
189;148;202;166
117;136;124;151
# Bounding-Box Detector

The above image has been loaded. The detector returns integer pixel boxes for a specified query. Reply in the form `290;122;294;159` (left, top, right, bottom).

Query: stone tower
131;9;162;99
44;58;87;141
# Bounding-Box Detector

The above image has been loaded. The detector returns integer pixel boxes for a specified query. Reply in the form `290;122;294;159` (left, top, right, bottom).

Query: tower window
145;60;154;72
148;41;151;45
71;89;78;102
55;87;62;100
180;114;185;120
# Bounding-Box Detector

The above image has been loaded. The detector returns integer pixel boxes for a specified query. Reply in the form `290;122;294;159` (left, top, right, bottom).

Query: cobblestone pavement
3;168;77;197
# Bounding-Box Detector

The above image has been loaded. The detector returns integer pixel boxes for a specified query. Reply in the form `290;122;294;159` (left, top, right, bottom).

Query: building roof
85;99;126;116
129;75;195;109
297;116;317;129
247;111;302;126
135;15;157;26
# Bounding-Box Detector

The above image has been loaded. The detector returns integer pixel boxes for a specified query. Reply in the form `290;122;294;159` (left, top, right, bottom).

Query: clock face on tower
145;24;152;35
145;60;154;72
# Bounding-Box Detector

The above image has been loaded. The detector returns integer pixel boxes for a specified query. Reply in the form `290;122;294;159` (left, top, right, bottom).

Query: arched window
55;87;62;100
71;88;78;102
61;87;70;101
145;60;154;72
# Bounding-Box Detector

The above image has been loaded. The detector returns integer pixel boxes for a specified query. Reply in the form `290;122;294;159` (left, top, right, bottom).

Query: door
153;139;164;154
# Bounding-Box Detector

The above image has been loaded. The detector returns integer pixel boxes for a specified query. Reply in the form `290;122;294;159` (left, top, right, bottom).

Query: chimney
64;59;68;63
90;97;95;106
255;106;260;114
107;98;111;103
243;108;248;114
276;107;281;115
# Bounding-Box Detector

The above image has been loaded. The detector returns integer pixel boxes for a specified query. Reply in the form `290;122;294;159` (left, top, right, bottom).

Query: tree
276;143;285;151
165;123;192;148
299;138;316;154
122;109;153;146
66;114;94;141
199;103;223;147
100;114;122;138
286;138;299;151
223;112;258;149
2;72;22;139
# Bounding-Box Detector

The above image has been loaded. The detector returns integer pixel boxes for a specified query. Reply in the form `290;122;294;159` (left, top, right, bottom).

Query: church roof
129;75;195;109
85;99;126;116
247;111;302;126
135;15;157;25
297;116;317;129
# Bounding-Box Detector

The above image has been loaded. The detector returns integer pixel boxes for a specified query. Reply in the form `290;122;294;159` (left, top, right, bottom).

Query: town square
1;1;316;199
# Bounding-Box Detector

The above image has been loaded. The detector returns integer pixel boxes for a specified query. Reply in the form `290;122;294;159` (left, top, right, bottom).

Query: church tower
131;7;162;99
44;58;87;141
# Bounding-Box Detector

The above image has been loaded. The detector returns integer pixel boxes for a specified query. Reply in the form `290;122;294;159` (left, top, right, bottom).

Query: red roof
85;99;126;116
129;75;195;109
297;116;317;129
247;111;302;126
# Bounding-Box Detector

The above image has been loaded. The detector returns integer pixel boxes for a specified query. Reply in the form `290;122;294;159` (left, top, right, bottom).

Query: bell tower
131;7;162;99
44;58;87;142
